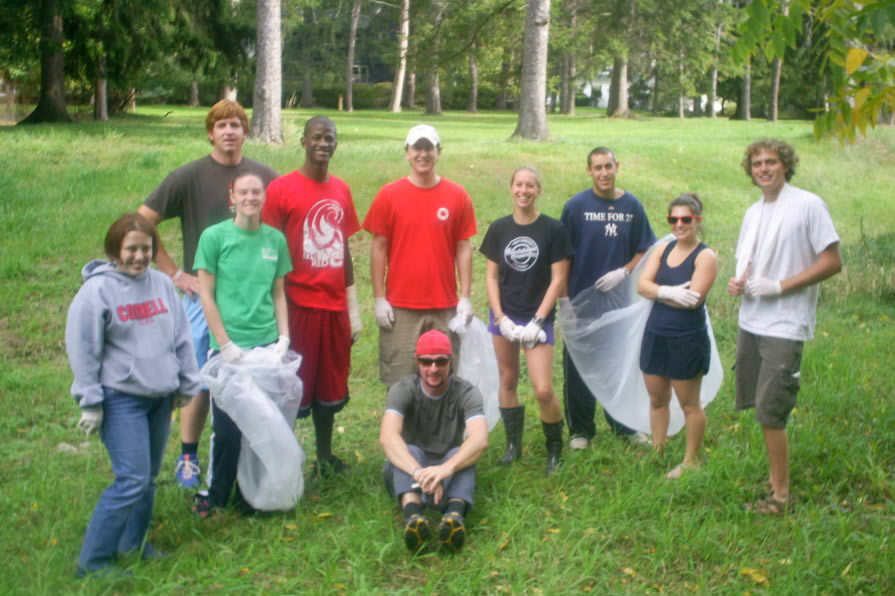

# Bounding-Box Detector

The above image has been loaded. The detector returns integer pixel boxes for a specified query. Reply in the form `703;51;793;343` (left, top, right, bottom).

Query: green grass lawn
1;107;893;594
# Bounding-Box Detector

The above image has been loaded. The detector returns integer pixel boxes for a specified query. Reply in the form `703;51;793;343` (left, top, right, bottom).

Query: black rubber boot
543;420;564;475
498;406;525;465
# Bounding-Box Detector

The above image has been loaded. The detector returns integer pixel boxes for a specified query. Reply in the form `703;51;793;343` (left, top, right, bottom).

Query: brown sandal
746;494;792;515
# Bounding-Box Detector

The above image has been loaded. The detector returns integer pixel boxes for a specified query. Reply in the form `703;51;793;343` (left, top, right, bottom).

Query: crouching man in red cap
379;329;488;553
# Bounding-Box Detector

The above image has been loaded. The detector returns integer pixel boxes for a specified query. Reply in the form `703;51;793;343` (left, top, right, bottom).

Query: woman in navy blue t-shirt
637;193;718;479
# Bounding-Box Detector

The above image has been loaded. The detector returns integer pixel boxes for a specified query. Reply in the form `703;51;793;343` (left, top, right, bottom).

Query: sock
445;499;466;517
181;442;199;456
312;407;335;461
402;501;423;520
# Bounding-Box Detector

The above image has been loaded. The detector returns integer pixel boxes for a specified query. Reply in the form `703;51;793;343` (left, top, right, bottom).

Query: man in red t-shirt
262;116;361;476
363;124;477;385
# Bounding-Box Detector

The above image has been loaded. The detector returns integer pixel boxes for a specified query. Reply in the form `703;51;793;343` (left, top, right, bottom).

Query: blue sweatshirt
65;260;200;408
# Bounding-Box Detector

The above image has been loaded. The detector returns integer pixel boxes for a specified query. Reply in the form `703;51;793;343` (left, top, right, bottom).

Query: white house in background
581;70;612;109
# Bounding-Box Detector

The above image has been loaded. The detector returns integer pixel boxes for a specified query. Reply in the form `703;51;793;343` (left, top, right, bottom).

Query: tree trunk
467;43;478;113
250;0;283;143
388;0;409;112
511;0;551;140
650;61;659;114
345;0;362;112
94;56;108;121
769;57;782;121
21;0;71;124
496;49;511;110
300;64;313;108
189;79;200;107
707;20;722;118
424;0;446;116
560;0;576;115
403;70;416;109
127;89;136;112
425;71;442;115
739;60;751;120
607;55;629;118
769;2;789;122
220;82;237;101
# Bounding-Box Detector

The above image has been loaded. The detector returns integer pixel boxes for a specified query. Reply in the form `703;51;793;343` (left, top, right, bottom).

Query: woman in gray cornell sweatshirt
65;213;199;578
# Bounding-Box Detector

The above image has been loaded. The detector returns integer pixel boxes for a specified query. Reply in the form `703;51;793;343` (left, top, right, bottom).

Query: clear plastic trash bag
448;315;501;431
557;237;722;436
200;346;305;511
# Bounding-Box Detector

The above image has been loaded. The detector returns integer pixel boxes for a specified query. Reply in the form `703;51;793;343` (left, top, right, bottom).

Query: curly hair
741;138;799;182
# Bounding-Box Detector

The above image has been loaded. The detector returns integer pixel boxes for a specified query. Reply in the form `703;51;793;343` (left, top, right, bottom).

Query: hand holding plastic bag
448;314;500;431
201;346;305;511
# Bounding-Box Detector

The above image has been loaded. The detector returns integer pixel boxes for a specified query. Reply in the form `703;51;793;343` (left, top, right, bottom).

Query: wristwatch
531;316;545;328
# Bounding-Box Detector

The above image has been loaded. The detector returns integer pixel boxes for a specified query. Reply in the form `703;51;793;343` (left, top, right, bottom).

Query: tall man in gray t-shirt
379;330;488;553
137;100;277;489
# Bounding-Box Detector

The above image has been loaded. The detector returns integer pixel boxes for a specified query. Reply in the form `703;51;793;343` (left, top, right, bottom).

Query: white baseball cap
404;124;440;147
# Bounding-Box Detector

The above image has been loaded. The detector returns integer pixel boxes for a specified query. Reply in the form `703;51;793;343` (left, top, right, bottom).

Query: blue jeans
77;388;173;573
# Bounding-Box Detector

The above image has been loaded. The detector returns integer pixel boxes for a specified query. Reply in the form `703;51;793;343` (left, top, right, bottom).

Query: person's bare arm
370;234;388;298
688;249;718;305
456;238;473;298
272;276;289;338
534;259;570;320
137;204;200;297
484;259;503;319
636;242;666;300
780;243;842;293
416;416;488;495
197;270;231;348
344;241;355;286
379;410;421;475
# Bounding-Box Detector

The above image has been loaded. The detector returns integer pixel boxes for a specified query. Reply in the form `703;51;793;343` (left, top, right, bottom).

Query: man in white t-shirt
728;138;841;515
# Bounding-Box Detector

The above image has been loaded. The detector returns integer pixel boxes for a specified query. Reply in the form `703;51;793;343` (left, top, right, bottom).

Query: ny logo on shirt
604;223;618;237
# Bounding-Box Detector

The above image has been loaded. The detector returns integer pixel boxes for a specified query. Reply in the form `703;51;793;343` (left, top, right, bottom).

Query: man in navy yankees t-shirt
560;147;655;448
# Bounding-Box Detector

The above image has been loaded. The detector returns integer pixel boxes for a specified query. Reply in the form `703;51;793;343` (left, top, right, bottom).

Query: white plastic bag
200;346;305;511
557;236;722;436
448;315;500;431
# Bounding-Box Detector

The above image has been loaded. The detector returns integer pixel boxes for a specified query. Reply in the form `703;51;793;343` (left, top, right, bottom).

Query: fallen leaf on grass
739;567;769;586
559;491;569;502
284;522;297;530
337;426;345;434
841;562;852;577
47;537;58;546
778;558;792;566
498;534;510;550
315;512;334;520
622;567;637;577
354;450;365;464
546;528;560;534
239;567;251;576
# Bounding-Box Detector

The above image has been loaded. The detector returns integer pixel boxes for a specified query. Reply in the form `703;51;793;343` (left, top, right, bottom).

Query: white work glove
77;407;103;435
746;277;783;298
657;283;701;308
273;335;290;359
220;341;244;363
174;395;193;408
346;285;362;341
374;297;395;330
518;319;544;346
497;316;521;341
594;267;629;292
523;329;548;350
455;297;473;326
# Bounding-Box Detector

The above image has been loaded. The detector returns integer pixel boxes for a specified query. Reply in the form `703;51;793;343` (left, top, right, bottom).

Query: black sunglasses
417;357;451;367
667;216;698;225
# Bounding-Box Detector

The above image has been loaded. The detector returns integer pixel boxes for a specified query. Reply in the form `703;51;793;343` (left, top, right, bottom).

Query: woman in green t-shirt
192;172;293;516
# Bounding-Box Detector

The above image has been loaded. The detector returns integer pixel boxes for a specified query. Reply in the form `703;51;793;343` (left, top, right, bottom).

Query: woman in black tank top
636;193;718;479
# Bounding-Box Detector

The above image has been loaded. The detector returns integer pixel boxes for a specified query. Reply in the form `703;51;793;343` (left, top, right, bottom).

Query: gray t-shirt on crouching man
385;376;484;458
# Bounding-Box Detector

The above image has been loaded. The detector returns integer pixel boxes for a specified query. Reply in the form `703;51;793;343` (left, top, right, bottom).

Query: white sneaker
628;431;651;446
569;436;589;450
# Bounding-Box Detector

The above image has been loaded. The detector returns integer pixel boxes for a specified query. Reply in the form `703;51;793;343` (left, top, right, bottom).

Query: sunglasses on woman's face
667;216;698;225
